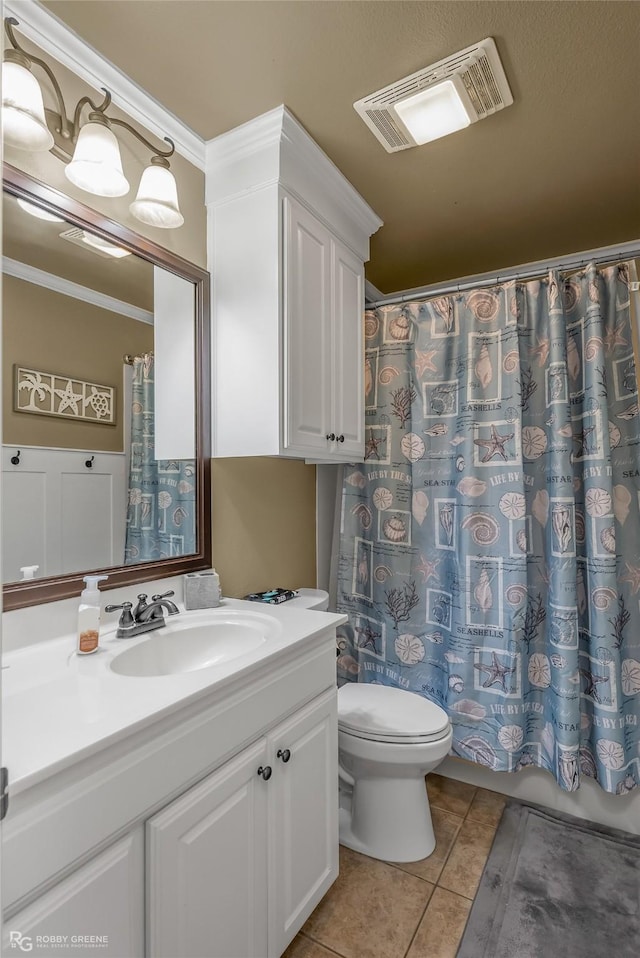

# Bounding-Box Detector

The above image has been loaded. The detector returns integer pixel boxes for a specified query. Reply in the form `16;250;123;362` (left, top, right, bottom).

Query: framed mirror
2;163;211;610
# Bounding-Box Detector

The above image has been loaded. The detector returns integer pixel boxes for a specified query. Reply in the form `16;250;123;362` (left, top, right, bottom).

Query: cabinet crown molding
205;105;382;258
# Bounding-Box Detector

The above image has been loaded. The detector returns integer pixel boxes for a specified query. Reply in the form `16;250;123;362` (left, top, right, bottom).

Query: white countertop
2;598;346;795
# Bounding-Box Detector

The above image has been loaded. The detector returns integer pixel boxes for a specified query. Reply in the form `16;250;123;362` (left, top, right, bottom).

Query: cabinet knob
326;433;336;442
257;765;272;781
277;748;291;763
337;434;345;443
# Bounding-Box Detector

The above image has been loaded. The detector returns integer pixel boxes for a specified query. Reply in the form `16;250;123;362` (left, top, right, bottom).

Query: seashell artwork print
411;490;429;525
373;487;393;511
364;356;373;399
499;492;526;520
455;456;465;472
613;484;632;525
383;515;408;543
505;583;527;607
389;313;411;341
346;470;366;489
475;342;493;388
595;739;625;770
351;503;372;529
608;421;621;449
502;349;519;374
575;511;586;543
459;736;498;768
617;401;639;420
550;654;567;669
461;512;500;545
424;631;444;644
379;365;400;385
591;587;618;611
364;312;379;340
177;480;194;494
528;653;551;689
621;659;640;695
456;476;486;497
337;654;360;675
522;426;548;460
585;487;612;518
585;336;603;361
439;504;454;545
599;526;616;554
516;529;528;553
424;422;448;436
400;432;425;462
452;700;487;720
551;504;572;553
532;489;550;526
466;290;500;322
448;675;464;693
498;725;524;752
374;565;393;582
473;567;493;611
395;633;425;665
566;334;581;382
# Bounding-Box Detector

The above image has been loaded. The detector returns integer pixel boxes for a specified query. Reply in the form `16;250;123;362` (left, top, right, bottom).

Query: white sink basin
109;611;280;677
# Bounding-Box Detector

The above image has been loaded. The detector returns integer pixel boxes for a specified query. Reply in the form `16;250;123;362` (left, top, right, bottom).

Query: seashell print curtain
125;354;196;563
337;262;640;794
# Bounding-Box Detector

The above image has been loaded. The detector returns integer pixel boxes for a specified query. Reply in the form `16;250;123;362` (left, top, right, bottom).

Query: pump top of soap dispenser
81;575;108;600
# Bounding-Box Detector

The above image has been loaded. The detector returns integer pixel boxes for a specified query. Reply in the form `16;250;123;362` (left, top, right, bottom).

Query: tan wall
2;29;318;593
3;276;153;451
211;458;317;598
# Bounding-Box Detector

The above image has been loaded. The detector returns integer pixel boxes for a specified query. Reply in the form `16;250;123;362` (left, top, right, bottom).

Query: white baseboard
439;756;640;835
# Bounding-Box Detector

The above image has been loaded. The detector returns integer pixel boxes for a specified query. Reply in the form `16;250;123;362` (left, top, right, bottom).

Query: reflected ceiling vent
354;37;513;153
59;226;131;259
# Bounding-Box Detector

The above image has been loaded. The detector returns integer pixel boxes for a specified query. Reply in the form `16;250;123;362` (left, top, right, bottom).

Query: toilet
337;683;452;863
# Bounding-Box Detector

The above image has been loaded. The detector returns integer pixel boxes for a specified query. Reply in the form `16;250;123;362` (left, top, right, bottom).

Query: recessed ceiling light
81;231;131;258
16;197;65;222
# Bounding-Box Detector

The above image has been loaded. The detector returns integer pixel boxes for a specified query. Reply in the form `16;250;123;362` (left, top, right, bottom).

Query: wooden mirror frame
2;163;211;610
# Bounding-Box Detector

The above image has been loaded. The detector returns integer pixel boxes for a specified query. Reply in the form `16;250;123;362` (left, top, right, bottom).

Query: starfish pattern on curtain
336;262;640;794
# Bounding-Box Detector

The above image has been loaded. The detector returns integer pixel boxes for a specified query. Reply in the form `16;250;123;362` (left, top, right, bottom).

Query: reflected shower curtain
337;263;640;794
125;354;196;563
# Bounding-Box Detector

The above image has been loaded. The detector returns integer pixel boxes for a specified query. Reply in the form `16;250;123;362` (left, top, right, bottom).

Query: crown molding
2;256;154;324
4;0;206;170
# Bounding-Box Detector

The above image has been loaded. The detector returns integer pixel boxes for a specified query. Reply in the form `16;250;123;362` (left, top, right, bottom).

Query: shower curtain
337;262;640;794
125;353;196;563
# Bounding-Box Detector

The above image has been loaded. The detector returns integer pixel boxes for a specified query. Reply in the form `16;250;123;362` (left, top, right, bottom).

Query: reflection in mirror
2;165;211;610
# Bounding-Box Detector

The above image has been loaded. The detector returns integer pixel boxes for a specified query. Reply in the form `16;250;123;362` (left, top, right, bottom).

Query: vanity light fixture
2;17;184;228
354;37;513;153
16;197;65;222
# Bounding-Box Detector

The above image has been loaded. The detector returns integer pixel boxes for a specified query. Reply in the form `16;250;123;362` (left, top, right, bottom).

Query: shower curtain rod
366;239;640;308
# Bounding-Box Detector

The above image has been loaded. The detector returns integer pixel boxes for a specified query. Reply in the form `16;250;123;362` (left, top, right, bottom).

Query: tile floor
283;774;506;958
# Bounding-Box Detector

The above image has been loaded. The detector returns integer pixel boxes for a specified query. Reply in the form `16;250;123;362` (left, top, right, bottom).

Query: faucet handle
104;601;135;630
151;590;175;601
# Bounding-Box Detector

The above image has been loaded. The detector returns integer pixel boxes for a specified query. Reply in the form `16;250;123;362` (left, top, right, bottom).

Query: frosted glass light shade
130;164;184;229
394;78;473;145
65;121;130;197
2;60;54;151
17;198;64;222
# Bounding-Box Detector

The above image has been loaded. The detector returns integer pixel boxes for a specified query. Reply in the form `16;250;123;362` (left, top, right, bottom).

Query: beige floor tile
302;845;434;958
282;932;343;958
389;807;463;884
437;819;497;899
406;887;472;958
426;773;477;817
466;786;507;827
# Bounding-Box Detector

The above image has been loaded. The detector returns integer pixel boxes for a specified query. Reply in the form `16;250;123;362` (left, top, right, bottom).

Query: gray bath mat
457;801;640;958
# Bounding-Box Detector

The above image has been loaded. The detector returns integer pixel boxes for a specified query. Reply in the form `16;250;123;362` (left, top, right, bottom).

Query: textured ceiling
43;1;640;294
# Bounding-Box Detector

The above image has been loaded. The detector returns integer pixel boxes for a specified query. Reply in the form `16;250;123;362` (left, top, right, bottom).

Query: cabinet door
269;688;338;958
332;241;365;460
147;740;269;958
2;830;144;958
283;195;333;455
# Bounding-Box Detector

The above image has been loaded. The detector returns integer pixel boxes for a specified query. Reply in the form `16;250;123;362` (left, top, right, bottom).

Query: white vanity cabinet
147;688;337;958
4;830;144;958
207;105;381;462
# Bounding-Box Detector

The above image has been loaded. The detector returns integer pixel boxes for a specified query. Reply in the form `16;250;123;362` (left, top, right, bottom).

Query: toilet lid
338;684;450;744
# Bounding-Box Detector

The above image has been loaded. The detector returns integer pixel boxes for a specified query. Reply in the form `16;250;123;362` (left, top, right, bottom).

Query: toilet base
338;775;436;863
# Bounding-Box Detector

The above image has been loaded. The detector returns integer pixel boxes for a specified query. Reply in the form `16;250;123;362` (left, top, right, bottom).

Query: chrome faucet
106;590;179;638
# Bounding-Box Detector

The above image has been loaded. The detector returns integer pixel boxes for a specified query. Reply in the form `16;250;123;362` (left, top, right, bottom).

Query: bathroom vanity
2;600;346;958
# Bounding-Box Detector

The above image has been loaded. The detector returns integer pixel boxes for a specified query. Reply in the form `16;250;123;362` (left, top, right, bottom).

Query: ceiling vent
354;37;513;153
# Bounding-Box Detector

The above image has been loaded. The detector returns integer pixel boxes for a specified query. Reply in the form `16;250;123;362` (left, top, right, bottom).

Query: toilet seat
338;683;450;744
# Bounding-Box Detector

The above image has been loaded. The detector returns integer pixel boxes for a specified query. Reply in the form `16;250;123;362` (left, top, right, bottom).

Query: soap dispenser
77;575;109;655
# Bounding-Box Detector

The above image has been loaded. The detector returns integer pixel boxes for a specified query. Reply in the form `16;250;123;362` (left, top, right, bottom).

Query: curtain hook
10;450;20;465
85;455;95;469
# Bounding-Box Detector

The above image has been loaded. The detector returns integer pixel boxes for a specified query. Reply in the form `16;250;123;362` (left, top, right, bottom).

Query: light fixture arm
4;17;175;164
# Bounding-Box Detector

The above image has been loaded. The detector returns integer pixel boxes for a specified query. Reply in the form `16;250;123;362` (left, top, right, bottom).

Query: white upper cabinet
206;106;382;461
